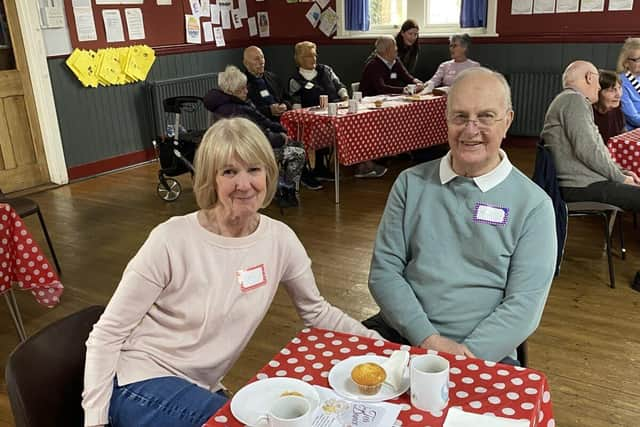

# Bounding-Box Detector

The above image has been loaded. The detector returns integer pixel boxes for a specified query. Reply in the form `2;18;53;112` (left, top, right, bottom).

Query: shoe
632;271;640;292
275;187;298;208
300;170;323;190
354;163;388;179
314;167;335;182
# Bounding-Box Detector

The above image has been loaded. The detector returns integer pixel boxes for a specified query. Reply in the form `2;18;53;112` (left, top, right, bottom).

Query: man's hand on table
419;334;476;358
270;103;287;116
623;171;640;185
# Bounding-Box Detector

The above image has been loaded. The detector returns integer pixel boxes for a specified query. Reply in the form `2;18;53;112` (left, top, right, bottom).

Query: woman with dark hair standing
395;19;420;74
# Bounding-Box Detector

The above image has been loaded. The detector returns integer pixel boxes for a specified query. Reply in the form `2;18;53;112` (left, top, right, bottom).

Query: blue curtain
345;0;370;31
460;0;487;28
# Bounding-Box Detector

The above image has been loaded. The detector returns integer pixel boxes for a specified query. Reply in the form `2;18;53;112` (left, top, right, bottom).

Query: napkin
443;407;530;427
380;350;409;391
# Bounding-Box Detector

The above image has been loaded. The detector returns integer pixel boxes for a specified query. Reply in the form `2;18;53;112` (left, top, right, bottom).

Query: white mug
407;84;417;95
292;103;302;110
410;354;450;412
256;396;312;427
348;99;358;113
327;102;338;116
353;91;363;102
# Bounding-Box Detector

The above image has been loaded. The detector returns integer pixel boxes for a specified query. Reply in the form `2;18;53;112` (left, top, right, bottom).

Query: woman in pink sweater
81;118;382;427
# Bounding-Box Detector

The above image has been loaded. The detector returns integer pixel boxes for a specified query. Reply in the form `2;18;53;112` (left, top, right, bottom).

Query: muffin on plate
350;362;386;395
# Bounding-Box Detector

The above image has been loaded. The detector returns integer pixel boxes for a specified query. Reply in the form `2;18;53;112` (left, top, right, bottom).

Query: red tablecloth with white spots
608;128;640;176
0;203;63;308
205;328;554;427
281;97;448;166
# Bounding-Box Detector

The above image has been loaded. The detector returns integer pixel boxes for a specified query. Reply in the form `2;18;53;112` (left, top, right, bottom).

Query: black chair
6;306;104;427
0;191;61;274
516;341;528;368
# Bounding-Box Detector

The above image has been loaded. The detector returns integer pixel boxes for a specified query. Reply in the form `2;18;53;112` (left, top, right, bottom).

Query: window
336;0;497;39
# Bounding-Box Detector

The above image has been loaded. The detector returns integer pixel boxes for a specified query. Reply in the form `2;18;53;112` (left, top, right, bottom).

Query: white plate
230;377;320;426
328;355;410;402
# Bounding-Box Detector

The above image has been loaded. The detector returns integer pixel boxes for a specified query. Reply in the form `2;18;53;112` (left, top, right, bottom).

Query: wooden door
0;0;49;192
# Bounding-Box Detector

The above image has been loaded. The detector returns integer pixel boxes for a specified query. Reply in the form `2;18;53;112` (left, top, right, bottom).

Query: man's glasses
448;113;507;129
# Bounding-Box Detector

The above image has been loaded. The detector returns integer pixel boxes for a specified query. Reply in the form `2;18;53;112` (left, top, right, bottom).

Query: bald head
243;46;265;76
447;67;512;113
562;60;600;103
375;35;397;62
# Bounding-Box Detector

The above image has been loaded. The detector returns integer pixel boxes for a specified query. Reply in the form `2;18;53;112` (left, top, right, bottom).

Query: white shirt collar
299;68;318;81
439;149;513;192
376;54;396;69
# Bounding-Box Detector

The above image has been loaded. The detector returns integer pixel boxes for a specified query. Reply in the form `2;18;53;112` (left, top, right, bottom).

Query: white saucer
230;377;320;426
328;355;410;402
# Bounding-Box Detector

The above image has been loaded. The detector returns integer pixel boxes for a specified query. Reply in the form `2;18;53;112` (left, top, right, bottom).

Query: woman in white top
81;117;382;427
426;33;480;92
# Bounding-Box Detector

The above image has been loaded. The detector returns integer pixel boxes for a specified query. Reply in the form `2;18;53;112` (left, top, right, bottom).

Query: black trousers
561;180;640;212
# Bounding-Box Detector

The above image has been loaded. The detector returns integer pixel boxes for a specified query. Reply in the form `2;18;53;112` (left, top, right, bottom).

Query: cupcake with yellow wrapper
350;362;386;395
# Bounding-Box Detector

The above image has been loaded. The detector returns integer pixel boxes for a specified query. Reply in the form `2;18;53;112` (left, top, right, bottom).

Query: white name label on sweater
305;82;314;89
260;89;270;97
237;264;267;292
473;203;509;226
390;72;397;79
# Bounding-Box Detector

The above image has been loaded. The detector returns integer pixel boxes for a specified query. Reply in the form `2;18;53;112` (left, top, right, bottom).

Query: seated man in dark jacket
361;36;423;96
204;65;310;206
243;45;291;122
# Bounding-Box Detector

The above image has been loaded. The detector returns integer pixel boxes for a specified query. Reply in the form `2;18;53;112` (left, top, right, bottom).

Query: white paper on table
608;0;633;10
443;407;530;427
190;0;202;17
318;7;337;37
203;21;214;42
238;0;248;19
533;0;555;13
210;4;220;24
231;9;243;28
315;0;330;9
72;6;97;41
200;0;211;17
157;0;172;4
248;16;258;36
185;14;201;43
556;0;579;12
102;10;125;42
311;386;401;427
305;3;321;28
580;0;604;11
257;11;269;37
511;0;533;14
124;8;145;40
214;27;226;46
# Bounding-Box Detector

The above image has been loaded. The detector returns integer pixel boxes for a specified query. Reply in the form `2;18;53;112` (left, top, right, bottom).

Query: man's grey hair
375;35;395;55
218;65;248;95
447;67;513;112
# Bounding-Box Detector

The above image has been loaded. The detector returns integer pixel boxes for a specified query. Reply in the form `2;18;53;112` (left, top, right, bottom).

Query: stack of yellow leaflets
66;49;99;88
123;45;156;81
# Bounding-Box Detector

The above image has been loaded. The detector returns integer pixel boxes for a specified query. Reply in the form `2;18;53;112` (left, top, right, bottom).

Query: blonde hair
218;65;248;95
617;37;640;73
193;118;279;210
294;41;317;66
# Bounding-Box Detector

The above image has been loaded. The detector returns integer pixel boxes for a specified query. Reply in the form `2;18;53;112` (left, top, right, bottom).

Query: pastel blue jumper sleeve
620;80;640;130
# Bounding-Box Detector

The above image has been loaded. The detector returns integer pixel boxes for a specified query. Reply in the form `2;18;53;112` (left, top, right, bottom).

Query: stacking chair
5;305;104;427
516;341;528;368
0;191;61;274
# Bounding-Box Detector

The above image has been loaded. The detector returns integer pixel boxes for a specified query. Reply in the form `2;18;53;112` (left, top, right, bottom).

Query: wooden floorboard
1;144;640;426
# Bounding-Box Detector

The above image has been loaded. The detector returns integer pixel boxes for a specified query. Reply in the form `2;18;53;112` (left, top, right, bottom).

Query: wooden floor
2;144;640;426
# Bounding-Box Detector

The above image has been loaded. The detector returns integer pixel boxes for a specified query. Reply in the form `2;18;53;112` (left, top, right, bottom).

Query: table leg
4;290;27;342
334;142;340;204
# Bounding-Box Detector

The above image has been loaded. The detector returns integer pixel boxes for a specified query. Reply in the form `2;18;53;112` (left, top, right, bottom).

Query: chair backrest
532;140;568;275
5;305;105;427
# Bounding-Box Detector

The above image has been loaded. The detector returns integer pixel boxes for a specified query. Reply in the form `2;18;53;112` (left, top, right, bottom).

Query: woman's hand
623;170;640;185
419;334;476;358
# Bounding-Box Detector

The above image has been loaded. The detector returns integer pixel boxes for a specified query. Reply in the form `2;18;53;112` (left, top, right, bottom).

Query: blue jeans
109;376;228;427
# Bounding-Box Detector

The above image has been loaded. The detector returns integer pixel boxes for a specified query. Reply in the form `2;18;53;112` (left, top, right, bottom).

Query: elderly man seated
542;60;640;288
364;67;556;364
242;45;290;122
360;36;423;97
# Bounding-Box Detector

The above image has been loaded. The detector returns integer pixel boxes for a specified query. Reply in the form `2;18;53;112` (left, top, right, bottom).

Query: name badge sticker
237;264;267;292
304;82;314;90
390;72;397;79
260;89;270;97
473;203;509;226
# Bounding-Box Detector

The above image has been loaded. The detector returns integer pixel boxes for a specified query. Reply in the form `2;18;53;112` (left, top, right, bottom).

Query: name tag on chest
305;82;314;89
260;89;270;97
390;72;397;79
473;203;509;226
237;264;267;292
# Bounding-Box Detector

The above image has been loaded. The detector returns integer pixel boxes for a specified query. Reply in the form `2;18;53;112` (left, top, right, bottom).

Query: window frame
335;0;498;39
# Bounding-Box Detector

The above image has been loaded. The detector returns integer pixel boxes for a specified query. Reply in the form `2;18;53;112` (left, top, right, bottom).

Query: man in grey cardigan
541;60;640;208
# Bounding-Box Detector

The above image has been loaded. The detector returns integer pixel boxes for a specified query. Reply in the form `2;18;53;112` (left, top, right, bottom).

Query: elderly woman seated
593;70;625;142
204;65;317;207
425;33;480;93
289;41;386;179
617;37;640;131
82;118;382;427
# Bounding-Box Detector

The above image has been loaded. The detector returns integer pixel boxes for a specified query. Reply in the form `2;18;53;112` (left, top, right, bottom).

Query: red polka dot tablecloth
204;328;554;427
281;97;448;166
608;128;640;176
0;203;63;308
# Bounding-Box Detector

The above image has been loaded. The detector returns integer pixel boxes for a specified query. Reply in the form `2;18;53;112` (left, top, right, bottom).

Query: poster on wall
125;8;145;40
214;27;226;46
211;4;221;24
102;10;125;42
185;14;201;43
248;16;258;36
257;11;270;37
318;7;337;37
511;0;533;14
580;0;604;11
305;3;321;27
316;0;330;9
203;22;214;42
201;0;211;17
533;0;555;13
231;9;243;28
609;0;633;10
73;6;98;41
556;0;578;12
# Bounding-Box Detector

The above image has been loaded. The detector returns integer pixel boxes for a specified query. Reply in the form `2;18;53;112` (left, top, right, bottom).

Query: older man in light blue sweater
366;67;557;363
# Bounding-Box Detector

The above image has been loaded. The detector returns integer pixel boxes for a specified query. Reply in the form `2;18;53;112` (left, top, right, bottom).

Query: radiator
146;73;217;137
508;72;563;137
